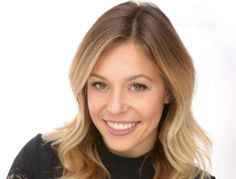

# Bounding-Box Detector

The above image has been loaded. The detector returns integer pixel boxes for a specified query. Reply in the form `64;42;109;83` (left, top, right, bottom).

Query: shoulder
16;134;58;166
7;134;62;178
22;134;55;157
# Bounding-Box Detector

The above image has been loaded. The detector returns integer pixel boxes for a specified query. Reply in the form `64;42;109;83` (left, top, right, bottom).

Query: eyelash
91;81;108;90
130;83;148;91
90;81;148;92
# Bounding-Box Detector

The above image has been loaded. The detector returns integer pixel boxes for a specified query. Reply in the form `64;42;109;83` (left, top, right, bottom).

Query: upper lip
103;119;139;123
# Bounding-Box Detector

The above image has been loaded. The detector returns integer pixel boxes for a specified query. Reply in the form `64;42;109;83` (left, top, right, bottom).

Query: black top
98;140;154;179
7;134;61;179
7;134;215;179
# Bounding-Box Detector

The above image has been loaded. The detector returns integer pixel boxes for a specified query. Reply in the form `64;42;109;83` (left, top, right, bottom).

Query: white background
0;0;235;178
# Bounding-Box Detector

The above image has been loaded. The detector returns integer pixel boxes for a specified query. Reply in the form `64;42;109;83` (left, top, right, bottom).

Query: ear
164;90;171;104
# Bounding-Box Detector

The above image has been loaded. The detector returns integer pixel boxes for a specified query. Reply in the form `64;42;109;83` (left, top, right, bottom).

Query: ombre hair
44;1;212;179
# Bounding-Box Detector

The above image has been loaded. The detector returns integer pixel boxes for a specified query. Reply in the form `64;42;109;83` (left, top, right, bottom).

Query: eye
130;83;148;91
91;81;108;90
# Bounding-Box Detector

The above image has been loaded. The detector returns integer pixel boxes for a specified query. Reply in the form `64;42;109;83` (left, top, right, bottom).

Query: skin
87;41;169;158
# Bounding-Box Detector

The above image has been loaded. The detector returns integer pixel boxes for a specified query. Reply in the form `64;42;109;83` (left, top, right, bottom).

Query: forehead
91;41;160;78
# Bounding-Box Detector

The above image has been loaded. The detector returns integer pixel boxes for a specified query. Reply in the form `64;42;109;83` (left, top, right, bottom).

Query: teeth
107;121;136;130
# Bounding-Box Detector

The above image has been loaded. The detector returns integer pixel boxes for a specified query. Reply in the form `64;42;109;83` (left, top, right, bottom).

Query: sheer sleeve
7;134;62;179
7;136;37;179
7;167;31;179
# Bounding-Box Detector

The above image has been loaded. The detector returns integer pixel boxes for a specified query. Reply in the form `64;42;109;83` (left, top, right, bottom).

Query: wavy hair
44;1;212;178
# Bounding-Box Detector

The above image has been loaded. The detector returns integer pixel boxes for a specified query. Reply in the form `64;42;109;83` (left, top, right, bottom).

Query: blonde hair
44;1;212;178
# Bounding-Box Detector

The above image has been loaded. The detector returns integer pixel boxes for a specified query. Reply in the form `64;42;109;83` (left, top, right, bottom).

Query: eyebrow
89;73;153;82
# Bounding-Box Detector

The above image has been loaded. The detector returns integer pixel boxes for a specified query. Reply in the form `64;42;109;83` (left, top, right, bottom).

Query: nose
106;89;128;114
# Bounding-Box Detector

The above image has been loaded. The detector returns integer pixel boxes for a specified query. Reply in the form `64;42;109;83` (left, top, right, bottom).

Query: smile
107;121;136;130
104;120;139;136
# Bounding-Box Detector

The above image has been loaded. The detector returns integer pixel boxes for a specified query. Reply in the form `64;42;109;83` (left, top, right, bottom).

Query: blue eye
92;82;108;90
131;83;148;91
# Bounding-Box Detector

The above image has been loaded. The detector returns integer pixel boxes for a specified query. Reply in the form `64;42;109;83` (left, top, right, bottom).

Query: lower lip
104;121;139;136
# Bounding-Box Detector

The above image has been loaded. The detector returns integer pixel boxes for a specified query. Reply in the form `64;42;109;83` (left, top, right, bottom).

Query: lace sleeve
7;134;62;179
6;136;37;179
7;167;31;179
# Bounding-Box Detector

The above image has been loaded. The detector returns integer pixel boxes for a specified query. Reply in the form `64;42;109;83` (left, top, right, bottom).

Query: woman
7;1;215;179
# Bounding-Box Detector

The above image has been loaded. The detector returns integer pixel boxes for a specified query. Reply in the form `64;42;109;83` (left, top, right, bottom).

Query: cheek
87;91;104;121
134;92;165;123
87;92;97;120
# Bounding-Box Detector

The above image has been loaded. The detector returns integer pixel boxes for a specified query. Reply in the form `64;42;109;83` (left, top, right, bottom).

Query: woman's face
87;42;169;157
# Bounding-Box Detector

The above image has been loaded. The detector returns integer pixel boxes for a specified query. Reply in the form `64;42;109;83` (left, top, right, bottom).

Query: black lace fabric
7;167;30;179
7;134;62;179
